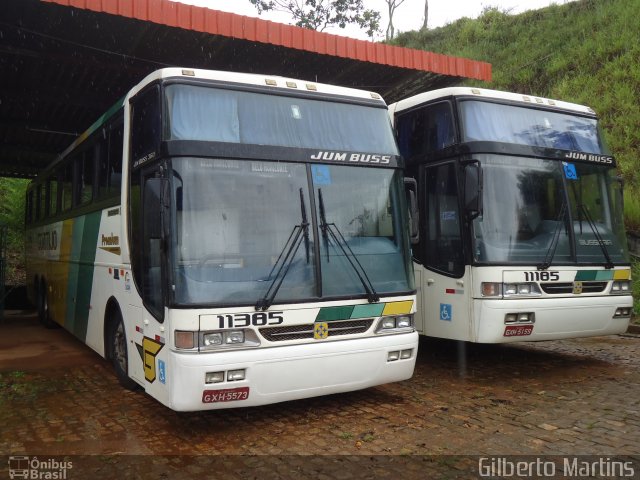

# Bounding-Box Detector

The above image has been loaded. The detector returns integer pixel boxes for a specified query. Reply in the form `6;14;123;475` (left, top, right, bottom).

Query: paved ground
1;311;639;479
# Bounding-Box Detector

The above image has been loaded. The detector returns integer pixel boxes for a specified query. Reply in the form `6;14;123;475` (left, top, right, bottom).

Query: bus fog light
387;351;400;362
400;349;413;359
396;315;413;328
518;313;532;323
505;313;517;323
205;371;224;384
203;332;223;346
227;369;245;381
175;331;196;349
614;307;631;317
482;282;502;297
225;330;245;344
381;317;396;329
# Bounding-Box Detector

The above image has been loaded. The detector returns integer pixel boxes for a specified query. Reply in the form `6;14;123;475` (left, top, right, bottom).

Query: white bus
25;68;418;411
389;87;633;343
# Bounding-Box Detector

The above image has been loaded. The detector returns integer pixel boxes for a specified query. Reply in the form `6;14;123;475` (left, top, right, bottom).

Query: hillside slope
394;0;640;231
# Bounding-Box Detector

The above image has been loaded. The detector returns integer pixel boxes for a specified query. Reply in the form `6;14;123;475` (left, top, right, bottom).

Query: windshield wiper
318;188;379;303
538;201;567;271
255;188;310;311
577;204;614;269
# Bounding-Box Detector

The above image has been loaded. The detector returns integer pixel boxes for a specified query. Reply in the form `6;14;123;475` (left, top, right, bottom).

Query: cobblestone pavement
1;313;639;479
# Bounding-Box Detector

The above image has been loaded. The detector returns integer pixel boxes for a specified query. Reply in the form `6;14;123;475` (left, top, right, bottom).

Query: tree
249;0;381;39
384;0;407;40
421;0;428;30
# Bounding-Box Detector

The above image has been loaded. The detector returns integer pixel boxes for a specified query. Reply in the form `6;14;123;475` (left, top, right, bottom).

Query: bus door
419;161;473;341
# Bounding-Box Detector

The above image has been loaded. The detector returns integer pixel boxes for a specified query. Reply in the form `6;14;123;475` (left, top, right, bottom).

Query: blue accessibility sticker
440;303;452;321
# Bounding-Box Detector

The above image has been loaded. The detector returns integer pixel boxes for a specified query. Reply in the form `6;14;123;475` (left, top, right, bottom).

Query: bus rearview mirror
463;161;483;220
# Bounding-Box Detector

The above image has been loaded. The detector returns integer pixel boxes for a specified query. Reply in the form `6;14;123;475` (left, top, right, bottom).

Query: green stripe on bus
316;305;355;322
575;270;614;281
351;303;385;318
574;271;597;281
65;212;102;341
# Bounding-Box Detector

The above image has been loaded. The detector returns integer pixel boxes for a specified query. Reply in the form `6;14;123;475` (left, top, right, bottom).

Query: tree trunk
421;0;428;30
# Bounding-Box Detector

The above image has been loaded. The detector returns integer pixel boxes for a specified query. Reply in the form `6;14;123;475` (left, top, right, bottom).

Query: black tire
37;281;59;329
109;313;140;391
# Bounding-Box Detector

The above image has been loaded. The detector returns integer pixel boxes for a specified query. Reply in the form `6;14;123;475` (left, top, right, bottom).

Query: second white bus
390;87;632;343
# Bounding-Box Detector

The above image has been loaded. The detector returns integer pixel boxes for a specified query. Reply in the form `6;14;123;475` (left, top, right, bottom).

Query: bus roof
127;68;388;105
49;67;388;175
388;87;597;117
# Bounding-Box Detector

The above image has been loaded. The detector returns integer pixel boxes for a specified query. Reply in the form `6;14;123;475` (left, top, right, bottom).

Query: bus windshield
165;84;398;154
471;155;629;265
169;158;413;306
460;100;608;154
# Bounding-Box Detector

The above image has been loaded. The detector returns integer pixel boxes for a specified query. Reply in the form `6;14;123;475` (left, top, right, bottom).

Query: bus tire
109;312;140;391
37;281;58;329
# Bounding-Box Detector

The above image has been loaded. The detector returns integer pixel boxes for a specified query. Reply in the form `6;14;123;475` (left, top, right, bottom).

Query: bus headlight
376;315;414;333
503;283;541;297
611;281;631;295
199;329;260;351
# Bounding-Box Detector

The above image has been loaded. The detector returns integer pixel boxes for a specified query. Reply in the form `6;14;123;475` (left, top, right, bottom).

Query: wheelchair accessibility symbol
563;162;578;181
440;303;452;321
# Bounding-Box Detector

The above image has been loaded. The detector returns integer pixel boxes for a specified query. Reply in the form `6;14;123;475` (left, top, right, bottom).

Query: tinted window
131;86;161;164
424;163;464;276
396;101;456;162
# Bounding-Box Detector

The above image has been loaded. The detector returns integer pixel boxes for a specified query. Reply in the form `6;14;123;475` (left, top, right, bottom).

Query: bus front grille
259;319;374;342
540;282;607;294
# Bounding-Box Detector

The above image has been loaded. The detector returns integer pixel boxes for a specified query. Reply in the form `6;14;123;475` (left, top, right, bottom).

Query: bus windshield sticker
311;164;332;185
441;211;456;221
562;162;578;180
440;304;452;321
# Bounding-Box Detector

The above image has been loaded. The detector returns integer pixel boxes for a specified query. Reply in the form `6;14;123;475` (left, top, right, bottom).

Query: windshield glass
472;155;628;265
169;158;413;306
460;100;608;154
164;84;398;154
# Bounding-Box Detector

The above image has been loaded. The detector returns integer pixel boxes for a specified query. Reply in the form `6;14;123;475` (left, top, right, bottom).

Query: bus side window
49;175;59;217
61;161;73;212
108;121;124;197
423;162;465;277
396;101;455;164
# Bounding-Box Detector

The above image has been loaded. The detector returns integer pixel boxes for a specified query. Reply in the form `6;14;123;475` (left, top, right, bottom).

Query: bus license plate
504;325;534;337
202;387;250;403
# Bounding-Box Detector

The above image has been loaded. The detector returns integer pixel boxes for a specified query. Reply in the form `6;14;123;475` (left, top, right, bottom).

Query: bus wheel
37;281;58;329
109;314;140;391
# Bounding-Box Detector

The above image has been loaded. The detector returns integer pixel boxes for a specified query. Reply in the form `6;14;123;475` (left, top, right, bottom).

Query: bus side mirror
463;160;483;220
404;177;420;244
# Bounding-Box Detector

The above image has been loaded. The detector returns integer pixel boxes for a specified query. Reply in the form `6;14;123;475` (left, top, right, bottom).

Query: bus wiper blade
577;204;614;269
318;188;380;303
538;201;567;271
255;188;309;311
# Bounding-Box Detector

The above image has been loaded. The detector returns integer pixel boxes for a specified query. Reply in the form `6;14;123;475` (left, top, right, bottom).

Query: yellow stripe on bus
382;300;414;315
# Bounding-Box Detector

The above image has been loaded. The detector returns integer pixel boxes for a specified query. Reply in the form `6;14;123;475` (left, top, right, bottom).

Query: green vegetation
393;0;640;232
0;178;28;285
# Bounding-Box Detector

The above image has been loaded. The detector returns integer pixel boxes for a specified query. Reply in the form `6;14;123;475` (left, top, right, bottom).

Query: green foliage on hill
394;0;640;233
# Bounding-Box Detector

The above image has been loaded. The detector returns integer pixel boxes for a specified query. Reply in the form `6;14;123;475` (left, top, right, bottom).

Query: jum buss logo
8;456;73;479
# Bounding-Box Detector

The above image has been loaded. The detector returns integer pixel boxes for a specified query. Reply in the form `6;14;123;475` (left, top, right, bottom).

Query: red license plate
202;387;250;404
503;325;534;337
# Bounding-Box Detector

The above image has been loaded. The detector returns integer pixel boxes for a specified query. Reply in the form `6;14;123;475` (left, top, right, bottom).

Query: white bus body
390;87;632;343
26;68;418;410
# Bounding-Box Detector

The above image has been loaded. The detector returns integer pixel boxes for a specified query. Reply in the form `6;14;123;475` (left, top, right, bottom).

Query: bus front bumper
474;295;633;343
164;332;418;411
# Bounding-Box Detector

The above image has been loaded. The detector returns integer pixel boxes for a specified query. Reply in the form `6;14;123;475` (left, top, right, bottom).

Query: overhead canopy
0;0;491;178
